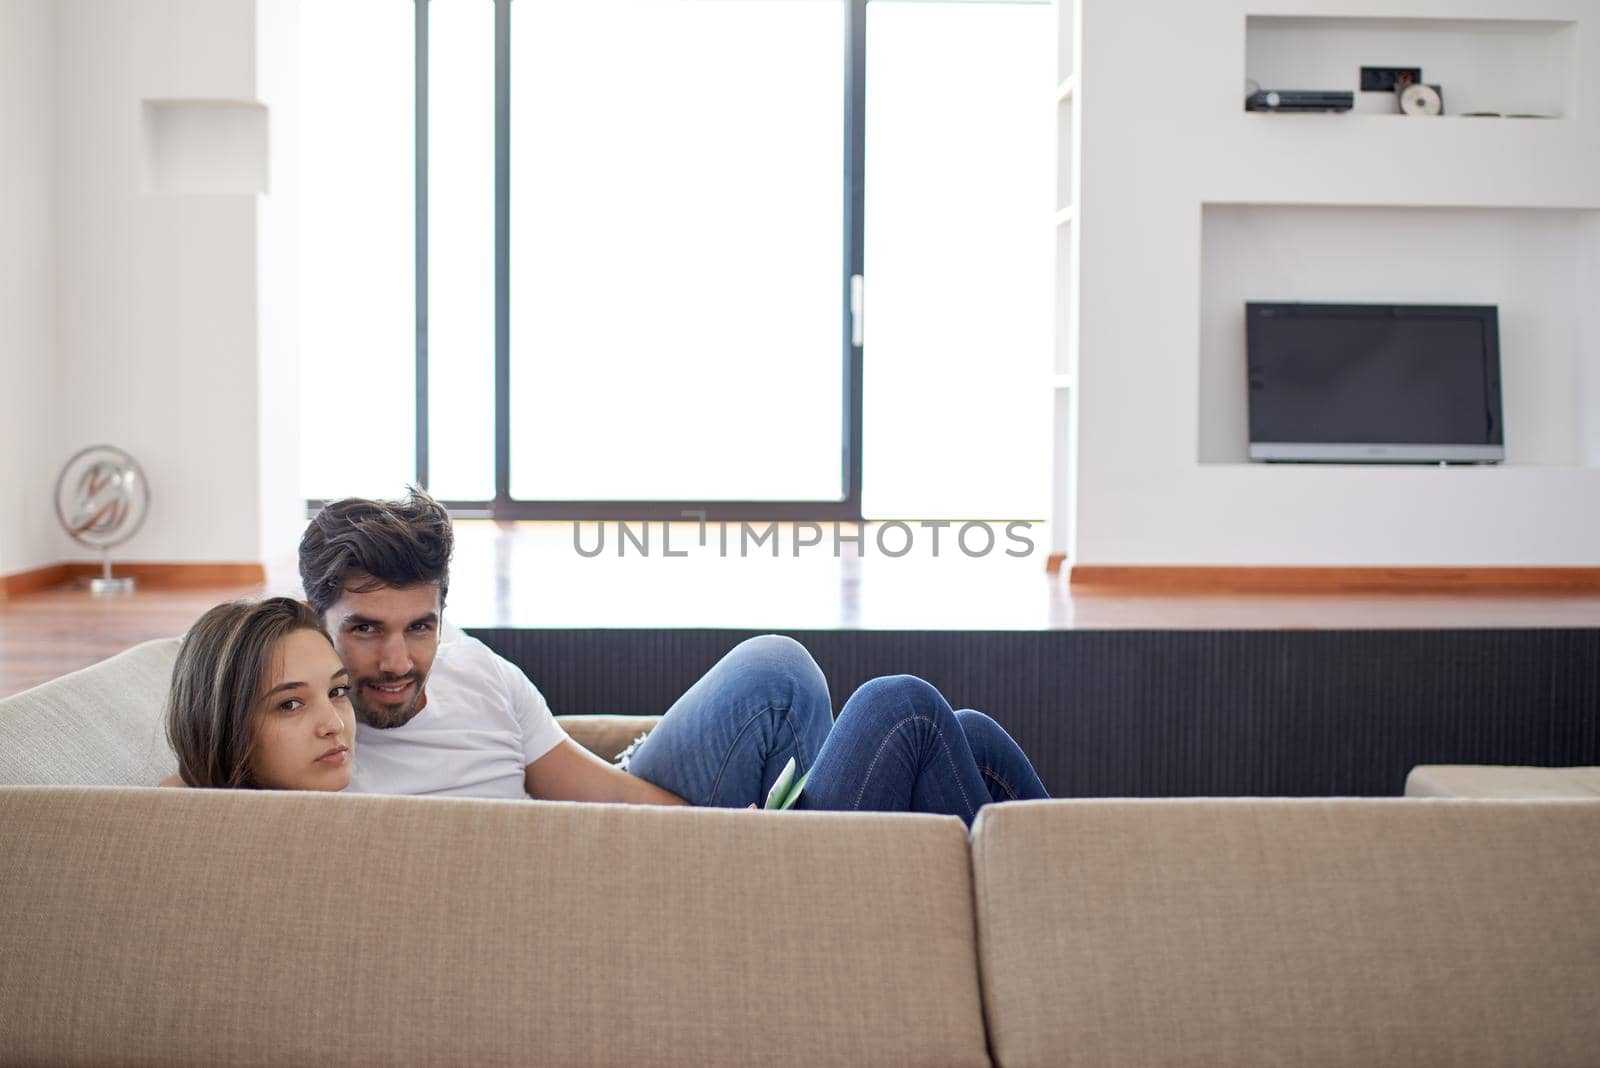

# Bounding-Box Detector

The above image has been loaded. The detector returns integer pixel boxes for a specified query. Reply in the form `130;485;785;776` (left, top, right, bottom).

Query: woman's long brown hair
165;597;329;788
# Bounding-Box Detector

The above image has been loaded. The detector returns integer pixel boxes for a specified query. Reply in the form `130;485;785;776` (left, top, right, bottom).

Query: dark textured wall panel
467;628;1600;798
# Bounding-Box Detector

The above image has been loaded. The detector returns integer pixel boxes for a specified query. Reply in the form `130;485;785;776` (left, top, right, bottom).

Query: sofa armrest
556;714;660;763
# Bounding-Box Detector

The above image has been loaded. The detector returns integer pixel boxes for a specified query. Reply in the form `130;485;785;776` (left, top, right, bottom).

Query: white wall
1581;213;1600;468
1073;0;1600;566
55;0;260;565
0;0;60;577
22;0;302;572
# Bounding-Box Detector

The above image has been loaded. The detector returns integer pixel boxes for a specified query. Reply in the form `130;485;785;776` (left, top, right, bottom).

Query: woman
164;597;355;791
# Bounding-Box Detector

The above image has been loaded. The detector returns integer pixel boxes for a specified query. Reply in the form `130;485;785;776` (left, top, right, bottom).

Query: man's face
322;579;442;729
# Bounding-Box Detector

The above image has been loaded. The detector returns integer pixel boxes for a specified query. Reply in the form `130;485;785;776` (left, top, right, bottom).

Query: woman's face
248;628;356;791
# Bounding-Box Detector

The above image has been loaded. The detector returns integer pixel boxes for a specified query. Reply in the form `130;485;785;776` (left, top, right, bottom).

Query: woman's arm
157;774;185;788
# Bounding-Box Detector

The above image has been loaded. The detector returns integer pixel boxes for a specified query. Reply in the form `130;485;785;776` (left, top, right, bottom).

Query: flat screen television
1246;302;1504;463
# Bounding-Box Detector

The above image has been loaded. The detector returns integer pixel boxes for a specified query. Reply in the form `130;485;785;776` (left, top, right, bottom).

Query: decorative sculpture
53;445;150;595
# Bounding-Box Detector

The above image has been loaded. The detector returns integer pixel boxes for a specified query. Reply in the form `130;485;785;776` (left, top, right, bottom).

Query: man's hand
524;739;689;806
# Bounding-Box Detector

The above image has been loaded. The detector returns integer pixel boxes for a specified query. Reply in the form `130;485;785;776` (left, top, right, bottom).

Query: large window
426;1;497;501
300;0;1051;519
861;1;1053;520
299;0;415;501
508;1;846;504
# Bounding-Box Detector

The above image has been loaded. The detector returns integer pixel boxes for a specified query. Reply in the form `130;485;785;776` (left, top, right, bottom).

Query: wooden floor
4;520;1599;698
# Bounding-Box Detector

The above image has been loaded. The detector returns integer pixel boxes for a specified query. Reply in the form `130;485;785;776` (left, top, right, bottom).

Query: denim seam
977;764;1021;801
702;704;795;806
851;714;976;819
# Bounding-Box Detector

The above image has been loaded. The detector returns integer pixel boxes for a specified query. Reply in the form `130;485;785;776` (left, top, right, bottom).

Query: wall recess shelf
1245;16;1576;118
143;99;269;195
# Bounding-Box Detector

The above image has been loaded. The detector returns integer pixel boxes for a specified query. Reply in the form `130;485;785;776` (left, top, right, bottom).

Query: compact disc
1399;83;1443;116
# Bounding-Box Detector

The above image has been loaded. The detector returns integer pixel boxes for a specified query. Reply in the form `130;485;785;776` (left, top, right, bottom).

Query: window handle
850;274;864;348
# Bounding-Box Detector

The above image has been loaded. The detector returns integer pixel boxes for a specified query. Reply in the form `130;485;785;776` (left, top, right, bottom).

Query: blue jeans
621;637;1048;825
620;635;835;807
795;675;1048;826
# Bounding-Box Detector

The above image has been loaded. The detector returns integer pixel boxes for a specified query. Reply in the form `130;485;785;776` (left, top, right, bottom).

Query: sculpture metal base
87;553;134;596
89;576;135;596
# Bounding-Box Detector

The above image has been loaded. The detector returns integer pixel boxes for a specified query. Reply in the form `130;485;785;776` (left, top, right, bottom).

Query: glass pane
299;0;415;500
508;0;846;502
426;0;496;500
862;1;1054;520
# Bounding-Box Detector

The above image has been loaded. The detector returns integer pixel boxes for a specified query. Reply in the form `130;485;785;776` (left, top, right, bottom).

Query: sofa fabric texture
970;797;1600;1068
0;787;988;1067
1406;764;1600;798
0;637;180;786
555;713;662;765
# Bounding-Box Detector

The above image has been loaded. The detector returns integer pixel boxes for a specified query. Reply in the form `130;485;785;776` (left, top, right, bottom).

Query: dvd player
1245;89;1354;112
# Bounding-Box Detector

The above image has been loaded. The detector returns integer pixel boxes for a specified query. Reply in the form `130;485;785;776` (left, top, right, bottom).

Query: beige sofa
3;639;1599;1066
1406;763;1600;798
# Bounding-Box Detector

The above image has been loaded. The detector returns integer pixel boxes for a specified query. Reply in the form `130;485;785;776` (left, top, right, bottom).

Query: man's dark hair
298;487;453;616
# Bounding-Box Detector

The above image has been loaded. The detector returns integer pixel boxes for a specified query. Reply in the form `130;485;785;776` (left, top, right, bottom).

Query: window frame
407;0;867;522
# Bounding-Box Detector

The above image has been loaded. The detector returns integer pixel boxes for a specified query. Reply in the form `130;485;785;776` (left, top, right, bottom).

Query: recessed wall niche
143;100;269;195
1197;203;1600;467
1244;16;1576;118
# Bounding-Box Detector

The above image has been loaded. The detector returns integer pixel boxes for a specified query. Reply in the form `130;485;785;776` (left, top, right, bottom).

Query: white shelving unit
1047;0;1079;573
1245;16;1575;117
1061;0;1600;570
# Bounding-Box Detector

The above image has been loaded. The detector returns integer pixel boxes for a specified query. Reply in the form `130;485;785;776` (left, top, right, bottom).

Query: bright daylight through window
300;0;1051;519
508;0;845;503
299;0;415;501
862;0;1052;519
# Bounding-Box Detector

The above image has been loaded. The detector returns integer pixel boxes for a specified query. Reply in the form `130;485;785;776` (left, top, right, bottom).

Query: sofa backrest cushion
0;636;652;786
0;638;179;786
0;787;990;1067
971;798;1600;1068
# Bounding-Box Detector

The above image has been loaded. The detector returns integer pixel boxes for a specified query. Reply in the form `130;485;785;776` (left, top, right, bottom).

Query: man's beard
351;672;426;729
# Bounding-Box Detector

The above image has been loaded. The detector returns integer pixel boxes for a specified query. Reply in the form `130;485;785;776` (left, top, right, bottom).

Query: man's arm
524;739;689;805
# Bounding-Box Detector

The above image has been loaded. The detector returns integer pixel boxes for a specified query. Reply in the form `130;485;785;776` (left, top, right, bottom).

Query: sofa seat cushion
0;787;989;1067
971;798;1600;1068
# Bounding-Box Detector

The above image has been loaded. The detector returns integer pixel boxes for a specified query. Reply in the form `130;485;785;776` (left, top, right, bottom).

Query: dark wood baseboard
0;564;75;599
1046;553;1068;574
0;561;265;598
1068;566;1600;594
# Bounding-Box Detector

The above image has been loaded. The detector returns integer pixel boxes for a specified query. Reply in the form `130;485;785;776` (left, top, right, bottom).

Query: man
297;489;834;805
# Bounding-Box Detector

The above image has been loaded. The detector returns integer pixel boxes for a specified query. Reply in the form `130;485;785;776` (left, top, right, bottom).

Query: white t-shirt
347;632;567;799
